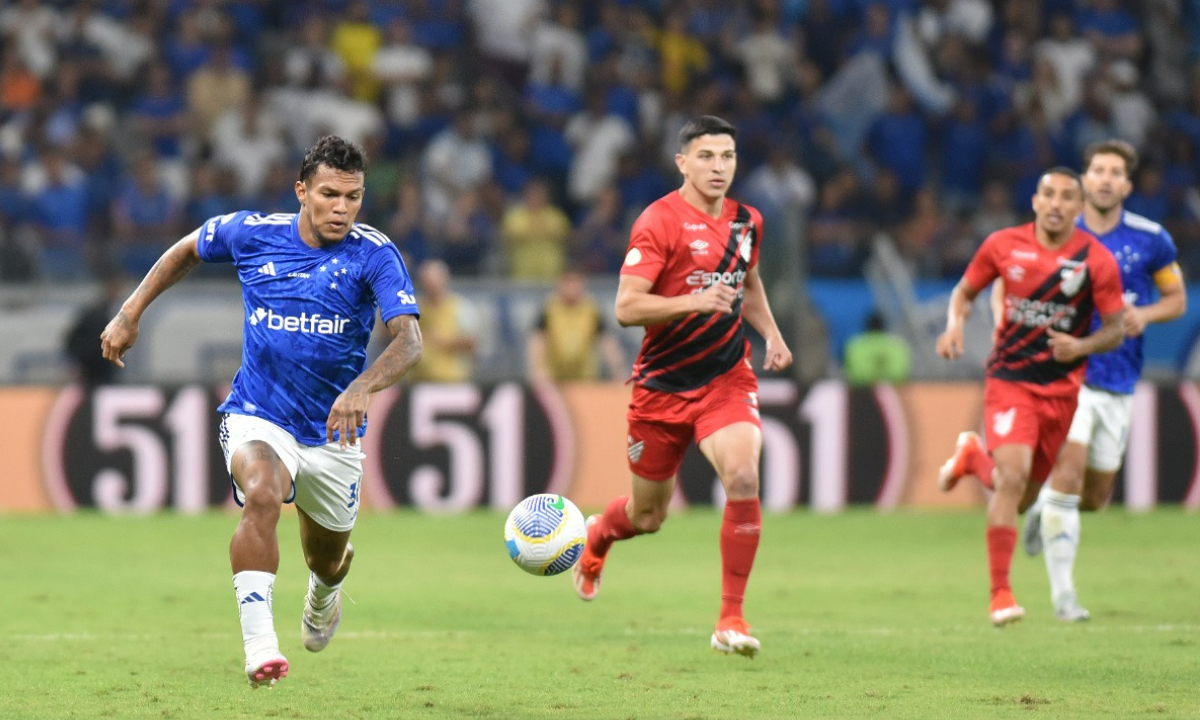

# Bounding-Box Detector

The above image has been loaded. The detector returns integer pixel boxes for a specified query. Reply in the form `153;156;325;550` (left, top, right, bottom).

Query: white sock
308;572;342;608
234;571;277;650
1040;490;1081;604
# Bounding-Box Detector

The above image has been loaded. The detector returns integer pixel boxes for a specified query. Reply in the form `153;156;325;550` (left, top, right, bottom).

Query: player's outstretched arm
741;266;792;371
614;274;734;327
326;314;422;448
936;278;980;360
100;229;203;368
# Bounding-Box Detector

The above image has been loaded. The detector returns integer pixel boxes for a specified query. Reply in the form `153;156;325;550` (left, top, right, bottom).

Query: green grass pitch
2;508;1198;719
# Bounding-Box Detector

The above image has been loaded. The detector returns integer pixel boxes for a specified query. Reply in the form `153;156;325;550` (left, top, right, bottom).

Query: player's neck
297;214;322;249
677;185;726;219
1034;224;1073;249
1083;203;1122;236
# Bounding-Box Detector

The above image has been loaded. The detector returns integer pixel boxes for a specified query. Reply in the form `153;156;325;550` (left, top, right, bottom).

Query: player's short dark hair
1040;166;1082;190
678;115;737;152
299;135;367;183
1082;139;1138;176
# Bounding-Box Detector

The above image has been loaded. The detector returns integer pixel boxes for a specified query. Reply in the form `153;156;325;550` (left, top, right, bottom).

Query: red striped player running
571;115;793;657
936;167;1125;626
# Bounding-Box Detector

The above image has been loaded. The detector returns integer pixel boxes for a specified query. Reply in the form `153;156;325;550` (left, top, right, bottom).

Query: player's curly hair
1083;139;1138;176
298;135;367;183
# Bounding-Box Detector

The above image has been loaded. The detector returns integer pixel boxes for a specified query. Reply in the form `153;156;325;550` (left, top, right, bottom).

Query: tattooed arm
101;230;203;368
326;314;423;448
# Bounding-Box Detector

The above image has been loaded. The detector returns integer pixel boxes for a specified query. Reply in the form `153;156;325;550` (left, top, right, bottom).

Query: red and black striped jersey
620;191;762;393
964;223;1124;397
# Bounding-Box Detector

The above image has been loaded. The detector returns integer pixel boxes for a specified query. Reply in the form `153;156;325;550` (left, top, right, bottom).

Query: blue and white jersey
197;211;419;445
1080;211;1179;395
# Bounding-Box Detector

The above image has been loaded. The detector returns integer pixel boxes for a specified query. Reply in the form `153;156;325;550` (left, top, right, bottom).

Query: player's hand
1123;305;1147;337
100;310;139;368
1046;327;1085;363
691;282;737;315
327;381;371;450
936;326;965;359
764;336;793;371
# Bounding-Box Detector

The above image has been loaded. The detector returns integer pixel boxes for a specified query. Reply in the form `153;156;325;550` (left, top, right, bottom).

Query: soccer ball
504;494;588;576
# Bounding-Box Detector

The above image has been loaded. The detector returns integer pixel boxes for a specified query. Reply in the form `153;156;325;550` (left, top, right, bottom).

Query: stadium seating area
0;0;1198;284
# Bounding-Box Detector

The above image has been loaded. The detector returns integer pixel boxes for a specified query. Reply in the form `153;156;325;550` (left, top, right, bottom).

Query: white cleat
245;639;288;688
711;618;761;658
1055;592;1091;622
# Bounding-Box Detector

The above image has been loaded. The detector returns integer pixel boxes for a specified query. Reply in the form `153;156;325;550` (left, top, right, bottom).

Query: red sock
986;526;1017;596
588;495;636;558
719;498;761;619
967;450;996;490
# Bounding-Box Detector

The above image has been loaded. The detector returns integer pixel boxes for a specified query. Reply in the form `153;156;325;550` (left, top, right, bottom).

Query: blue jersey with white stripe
197;211;419;445
1080;211;1177;394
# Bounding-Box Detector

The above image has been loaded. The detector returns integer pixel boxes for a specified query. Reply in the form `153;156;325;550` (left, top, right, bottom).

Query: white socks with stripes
1039;489;1081;606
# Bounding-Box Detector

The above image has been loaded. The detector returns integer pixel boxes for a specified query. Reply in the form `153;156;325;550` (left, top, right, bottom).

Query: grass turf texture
1;509;1197;719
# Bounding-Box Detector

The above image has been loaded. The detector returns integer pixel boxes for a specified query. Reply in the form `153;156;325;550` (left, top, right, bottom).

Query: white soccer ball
504;494;588;576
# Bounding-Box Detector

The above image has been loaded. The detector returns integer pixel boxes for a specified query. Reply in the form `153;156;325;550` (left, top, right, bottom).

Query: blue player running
996;140;1186;621
100;136;422;687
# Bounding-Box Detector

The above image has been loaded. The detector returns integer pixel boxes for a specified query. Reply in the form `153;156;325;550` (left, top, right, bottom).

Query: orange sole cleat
711;616;760;658
989;589;1026;627
938;431;984;492
572;515;603;601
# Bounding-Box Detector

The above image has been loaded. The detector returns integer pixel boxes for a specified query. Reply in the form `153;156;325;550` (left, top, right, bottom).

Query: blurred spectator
843;310;913;386
187;43;251;137
422;110;491;222
973;180;1019;239
734;5;797;106
939;99;989;214
657;8;709;95
530;3;587;94
184;163;239;230
371;18;433;129
388;178;432;268
1034;13;1095;115
527;269;626;383
1076;0;1142;61
503;178;571;282
865;84;928;194
130;62;189;161
1106;60;1156;150
808;169;866;277
0;0;59;79
331;1;384;101
565;92;635;207
1125;163;1170;223
571;185;627;274
408;259;479;383
25;145;89;279
466;0;542;88
255;163;298;216
63;269;126;386
0;45;42;114
284;16;345;90
111;153;181;276
437;188;496;276
743;143;817;222
210;96;286;199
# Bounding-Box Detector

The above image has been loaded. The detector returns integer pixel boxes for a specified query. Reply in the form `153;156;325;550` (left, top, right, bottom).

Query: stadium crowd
0;0;1198;283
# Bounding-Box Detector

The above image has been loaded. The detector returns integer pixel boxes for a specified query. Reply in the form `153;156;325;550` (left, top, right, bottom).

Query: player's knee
630;506;667;534
992;466;1026;496
722;466;759;501
305;552;345;582
240;470;284;513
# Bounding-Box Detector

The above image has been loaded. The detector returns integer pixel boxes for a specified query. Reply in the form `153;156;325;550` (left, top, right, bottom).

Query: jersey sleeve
1089;241;1125;316
620;207;670;283
195;211;253;264
1151;228;1183;289
962;232;1002;291
362;237;420;323
748;206;764;271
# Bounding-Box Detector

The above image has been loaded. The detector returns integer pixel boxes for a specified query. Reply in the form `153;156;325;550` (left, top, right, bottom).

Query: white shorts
1065;385;1134;473
219;413;365;532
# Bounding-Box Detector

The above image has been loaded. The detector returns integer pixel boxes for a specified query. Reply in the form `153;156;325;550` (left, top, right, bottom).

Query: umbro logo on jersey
1007;265;1025;282
689;239;709;254
257;262;277;276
